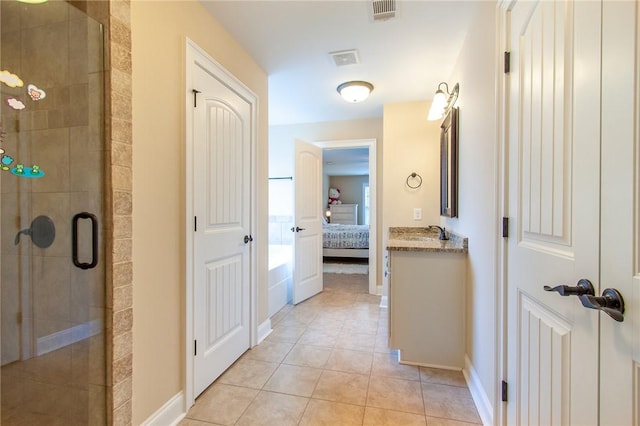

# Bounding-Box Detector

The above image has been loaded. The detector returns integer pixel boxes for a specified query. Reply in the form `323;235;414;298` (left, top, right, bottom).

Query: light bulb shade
337;81;374;103
427;89;447;121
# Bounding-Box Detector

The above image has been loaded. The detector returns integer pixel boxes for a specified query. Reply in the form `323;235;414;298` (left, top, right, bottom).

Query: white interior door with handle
505;1;601;423
292;139;323;304
189;44;254;398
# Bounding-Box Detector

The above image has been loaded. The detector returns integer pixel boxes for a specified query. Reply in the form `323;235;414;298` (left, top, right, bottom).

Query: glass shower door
0;1;106;424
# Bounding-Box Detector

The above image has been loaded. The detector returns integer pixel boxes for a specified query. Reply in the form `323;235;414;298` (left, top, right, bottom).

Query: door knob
544;279;595;296
290;226;306;233
243;235;253;244
579;288;625;322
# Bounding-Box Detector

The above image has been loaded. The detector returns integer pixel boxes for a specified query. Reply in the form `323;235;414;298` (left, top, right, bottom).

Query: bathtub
268;244;293;317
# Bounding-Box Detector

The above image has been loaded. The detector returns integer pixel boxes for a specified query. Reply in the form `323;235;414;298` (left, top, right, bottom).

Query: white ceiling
323;147;369;175
200;1;479;126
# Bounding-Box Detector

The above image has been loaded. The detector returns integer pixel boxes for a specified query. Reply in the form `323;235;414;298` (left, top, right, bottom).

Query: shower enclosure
1;1;107;424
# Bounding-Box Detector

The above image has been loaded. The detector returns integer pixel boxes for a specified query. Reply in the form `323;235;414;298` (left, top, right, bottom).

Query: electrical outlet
413;208;422;220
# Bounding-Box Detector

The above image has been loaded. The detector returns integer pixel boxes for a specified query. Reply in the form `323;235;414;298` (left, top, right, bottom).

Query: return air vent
329;49;360;67
371;0;396;21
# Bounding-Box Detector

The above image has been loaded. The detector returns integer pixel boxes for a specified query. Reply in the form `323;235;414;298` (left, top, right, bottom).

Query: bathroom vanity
386;227;467;369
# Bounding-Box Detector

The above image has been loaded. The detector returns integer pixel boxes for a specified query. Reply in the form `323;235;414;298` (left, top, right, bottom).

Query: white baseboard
140;391;185;426
379;295;388;309
36;319;102;356
464;355;493;426
257;318;272;344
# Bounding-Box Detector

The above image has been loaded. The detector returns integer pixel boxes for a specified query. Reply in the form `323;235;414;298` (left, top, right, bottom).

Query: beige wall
443;1;498;414
328;175;369;224
131;2;268;423
382;101;441;230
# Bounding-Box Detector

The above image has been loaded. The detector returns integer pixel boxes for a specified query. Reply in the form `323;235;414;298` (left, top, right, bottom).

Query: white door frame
496;2;509;425
183;38;258;408
314;139;378;295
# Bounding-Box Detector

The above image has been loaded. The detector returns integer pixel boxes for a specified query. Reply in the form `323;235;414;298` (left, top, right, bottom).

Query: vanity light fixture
337;81;374;103
427;82;459;121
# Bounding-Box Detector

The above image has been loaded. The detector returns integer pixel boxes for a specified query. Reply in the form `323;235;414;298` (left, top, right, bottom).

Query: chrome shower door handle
72;212;98;270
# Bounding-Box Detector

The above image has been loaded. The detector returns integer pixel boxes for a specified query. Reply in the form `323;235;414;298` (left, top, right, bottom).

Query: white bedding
322;224;369;249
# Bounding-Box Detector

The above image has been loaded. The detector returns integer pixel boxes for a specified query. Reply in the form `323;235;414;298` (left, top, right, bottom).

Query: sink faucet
428;225;449;241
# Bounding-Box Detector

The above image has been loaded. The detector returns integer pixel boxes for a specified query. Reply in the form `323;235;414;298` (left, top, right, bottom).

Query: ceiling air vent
329;49;360;67
371;0;396;21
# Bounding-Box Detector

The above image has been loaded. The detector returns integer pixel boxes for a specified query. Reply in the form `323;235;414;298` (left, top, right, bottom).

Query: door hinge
502;380;508;402
504;51;511;74
194;340;197;356
192;89;201;107
502;217;509;238
194;216;197;232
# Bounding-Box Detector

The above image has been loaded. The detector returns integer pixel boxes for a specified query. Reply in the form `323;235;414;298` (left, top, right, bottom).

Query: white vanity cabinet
387;231;467;369
329;203;358;224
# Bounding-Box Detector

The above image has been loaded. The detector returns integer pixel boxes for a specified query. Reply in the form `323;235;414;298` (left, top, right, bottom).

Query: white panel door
192;59;251;397
506;1;601;424
292;139;323;304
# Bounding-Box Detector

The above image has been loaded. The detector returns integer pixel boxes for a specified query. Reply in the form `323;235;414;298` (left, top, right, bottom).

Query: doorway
316;139;378;296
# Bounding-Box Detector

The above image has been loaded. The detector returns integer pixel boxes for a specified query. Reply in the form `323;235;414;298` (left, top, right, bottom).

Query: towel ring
406;172;422;189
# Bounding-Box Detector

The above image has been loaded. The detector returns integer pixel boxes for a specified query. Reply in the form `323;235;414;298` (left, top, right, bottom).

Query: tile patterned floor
181;273;482;426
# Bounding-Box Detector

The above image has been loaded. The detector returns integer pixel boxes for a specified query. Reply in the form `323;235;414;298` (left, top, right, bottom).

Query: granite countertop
386;227;468;253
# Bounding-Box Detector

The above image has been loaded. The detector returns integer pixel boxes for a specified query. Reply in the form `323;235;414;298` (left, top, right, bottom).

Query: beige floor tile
343;319;379;334
266;324;306;344
286;306;320;324
372;352;421;381
356;293;382;305
367;376;425;414
276;315;314;329
422;383;482;424
186;383;257;425
325;349;373;375
271;304;294;325
236;391;308;426
283;344;332;368
263;364;322;397
312;370;369;406
298;328;340;348
243;340;294;363
425;417;482;426
308;316;344;331
299;399;365;426
363;407;427;425
179;418;223;426
217;358;278;389
374;335;396;354
314;309;349;322
335;330;377;352
420;367;467;387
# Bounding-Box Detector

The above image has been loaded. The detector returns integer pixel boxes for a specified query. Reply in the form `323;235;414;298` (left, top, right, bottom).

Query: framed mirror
440;107;459;217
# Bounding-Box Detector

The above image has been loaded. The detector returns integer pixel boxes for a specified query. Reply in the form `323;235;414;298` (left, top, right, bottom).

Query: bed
322;223;369;258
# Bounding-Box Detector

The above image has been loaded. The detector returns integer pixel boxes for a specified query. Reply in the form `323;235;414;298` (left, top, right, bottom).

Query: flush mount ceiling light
16;0;49;3
337;81;374;103
427;82;460;121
